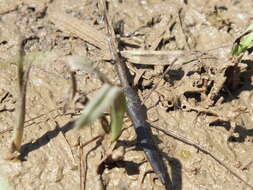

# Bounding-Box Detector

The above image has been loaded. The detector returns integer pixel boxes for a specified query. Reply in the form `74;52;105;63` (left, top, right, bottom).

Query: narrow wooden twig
79;144;85;190
99;0;171;188
70;71;77;100
151;125;253;189
82;135;105;190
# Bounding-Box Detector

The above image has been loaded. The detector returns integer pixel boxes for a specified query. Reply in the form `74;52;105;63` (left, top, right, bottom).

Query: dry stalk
9;39;31;153
48;9;111;59
98;0;171;189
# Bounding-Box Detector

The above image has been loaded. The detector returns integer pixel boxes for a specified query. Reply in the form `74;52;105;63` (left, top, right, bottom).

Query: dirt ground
0;0;253;190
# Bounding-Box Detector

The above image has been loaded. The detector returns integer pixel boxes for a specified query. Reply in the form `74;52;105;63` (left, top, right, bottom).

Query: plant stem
10;39;30;153
99;0;171;188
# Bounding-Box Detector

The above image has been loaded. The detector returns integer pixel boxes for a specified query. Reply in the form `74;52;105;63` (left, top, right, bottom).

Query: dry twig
151;125;253;189
98;0;171;188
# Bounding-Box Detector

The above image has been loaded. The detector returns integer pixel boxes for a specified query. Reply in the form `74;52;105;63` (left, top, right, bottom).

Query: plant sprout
9;41;30;154
232;22;253;56
66;56;127;141
7;48;49;156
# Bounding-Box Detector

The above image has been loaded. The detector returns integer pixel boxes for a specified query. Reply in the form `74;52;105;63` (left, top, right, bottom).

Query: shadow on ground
18;120;183;189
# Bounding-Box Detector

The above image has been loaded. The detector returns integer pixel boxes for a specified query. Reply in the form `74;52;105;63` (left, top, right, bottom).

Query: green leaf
232;24;253;56
75;84;121;129
110;92;126;141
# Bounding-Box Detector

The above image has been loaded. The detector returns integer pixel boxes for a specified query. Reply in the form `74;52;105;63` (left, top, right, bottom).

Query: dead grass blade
47;9;213;66
121;50;211;65
10;39;31;153
48;9;111;59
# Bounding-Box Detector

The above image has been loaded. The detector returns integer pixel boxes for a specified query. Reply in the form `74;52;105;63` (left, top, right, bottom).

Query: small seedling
232;22;253;56
66;56;126;141
9;40;30;155
7;46;49;157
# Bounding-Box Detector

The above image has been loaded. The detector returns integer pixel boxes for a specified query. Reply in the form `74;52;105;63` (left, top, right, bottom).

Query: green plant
66;56;127;141
232;22;253;56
